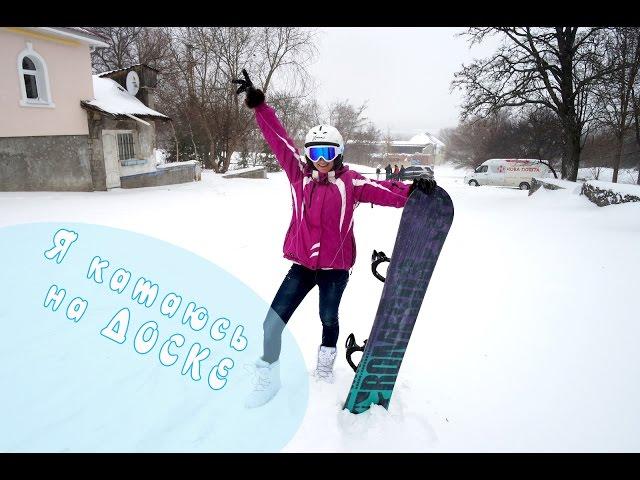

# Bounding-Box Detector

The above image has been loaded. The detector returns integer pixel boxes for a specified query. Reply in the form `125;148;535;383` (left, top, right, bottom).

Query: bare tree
441;108;563;176
88;26;318;174
514;108;563;177
327;100;369;144
590;166;603;180
86;27;143;71
632;91;640;184
158;27;255;172
134;28;173;70
155;27;318;173
452;27;610;181
323;100;381;165
593;27;640;183
205;27;255;173
441;111;517;167
253;27;318;96
348;123;382;166
270;94;321;146
155;28;210;164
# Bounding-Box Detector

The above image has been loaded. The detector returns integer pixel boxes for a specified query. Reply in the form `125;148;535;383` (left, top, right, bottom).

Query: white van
464;158;550;190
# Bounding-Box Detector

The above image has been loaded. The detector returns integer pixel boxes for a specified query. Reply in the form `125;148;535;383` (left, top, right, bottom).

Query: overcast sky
306;27;502;139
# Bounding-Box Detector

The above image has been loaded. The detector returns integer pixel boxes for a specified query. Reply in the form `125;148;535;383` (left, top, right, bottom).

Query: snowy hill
0;163;639;452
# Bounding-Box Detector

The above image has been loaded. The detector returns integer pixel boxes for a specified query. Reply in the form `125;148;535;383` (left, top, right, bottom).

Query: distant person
393;164;400;180
385;164;392;180
376;166;381;180
399;165;406;181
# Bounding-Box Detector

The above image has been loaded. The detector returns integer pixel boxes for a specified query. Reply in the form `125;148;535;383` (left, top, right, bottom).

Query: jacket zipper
309;181;317;204
313;181;322;268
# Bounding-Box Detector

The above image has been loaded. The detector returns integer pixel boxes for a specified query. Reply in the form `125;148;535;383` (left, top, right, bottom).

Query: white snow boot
315;346;337;383
244;358;281;409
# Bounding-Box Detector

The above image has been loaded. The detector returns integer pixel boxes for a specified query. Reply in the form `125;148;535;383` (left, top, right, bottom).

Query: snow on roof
407;132;445;147
389;140;422;146
157;160;199;169
35;27;108;47
65;27;108;41
484;158;547;164
346;133;445;148
223;166;266;176
97;64;160;77
372;132;445;147
83;75;168;120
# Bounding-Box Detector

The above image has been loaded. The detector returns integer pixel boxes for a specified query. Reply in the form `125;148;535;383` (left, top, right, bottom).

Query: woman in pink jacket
233;70;436;407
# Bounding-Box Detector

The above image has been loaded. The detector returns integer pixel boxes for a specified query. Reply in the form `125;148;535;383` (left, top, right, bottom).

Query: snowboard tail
344;186;454;414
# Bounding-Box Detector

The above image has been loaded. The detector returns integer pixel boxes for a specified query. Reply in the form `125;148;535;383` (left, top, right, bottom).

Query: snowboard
343;186;454;414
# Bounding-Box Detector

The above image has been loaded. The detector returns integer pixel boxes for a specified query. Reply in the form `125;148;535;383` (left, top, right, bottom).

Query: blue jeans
262;263;350;364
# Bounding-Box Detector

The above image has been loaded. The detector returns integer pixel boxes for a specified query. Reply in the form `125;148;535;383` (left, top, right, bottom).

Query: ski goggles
304;145;343;163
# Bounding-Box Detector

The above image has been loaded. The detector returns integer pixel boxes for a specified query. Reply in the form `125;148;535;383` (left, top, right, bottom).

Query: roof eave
37;27;109;48
81;102;170;121
97;64;161;77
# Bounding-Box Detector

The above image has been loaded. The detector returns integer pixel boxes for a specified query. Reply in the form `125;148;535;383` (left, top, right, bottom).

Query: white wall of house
0;28;95;137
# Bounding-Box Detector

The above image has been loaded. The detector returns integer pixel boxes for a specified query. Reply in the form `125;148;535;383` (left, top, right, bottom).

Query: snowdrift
582;180;640;207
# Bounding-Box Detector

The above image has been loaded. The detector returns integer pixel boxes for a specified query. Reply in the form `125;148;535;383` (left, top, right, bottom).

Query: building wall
86;112;108;190
222;168;266;179
120;164;197;188
0;135;93;191
0;28;94;137
119;119;157;177
87;115;159;190
389;145;425;155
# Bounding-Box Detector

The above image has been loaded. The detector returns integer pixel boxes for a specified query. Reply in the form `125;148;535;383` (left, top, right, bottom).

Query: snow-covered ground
1;162;639;452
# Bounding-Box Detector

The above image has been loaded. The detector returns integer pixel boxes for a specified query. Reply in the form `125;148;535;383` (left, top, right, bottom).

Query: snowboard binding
371;249;391;283
344;250;390;371
345;333;367;372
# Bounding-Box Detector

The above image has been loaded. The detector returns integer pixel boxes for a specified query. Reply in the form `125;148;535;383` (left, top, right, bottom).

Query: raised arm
351;173;438;208
232;69;304;184
352;172;410;208
254;103;305;184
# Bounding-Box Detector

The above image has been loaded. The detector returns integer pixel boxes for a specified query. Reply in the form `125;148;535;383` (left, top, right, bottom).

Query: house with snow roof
81;64;199;189
0;27;199;191
368;132;446;167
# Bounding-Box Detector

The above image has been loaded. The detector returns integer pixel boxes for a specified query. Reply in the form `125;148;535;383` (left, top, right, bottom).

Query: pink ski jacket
255;102;410;271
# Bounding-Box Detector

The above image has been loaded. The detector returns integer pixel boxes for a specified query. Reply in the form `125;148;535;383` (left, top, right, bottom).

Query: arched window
17;43;54;108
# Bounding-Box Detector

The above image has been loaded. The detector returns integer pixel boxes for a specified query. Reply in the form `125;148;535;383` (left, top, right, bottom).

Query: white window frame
17;42;55;108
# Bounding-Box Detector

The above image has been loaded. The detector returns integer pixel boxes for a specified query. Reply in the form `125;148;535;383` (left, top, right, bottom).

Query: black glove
409;177;437;195
231;69;265;109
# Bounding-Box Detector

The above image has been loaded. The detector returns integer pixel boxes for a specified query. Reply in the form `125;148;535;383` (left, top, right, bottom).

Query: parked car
400;165;434;181
464;159;550;190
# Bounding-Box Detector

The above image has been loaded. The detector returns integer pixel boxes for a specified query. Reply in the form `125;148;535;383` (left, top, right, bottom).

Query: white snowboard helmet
304;124;345;170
